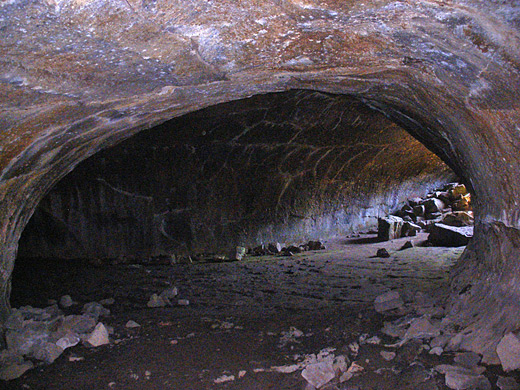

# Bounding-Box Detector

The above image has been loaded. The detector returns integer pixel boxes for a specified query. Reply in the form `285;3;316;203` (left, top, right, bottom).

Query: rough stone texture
85;323;110;347
429;223;474;247
0;0;519;364
378;216;405;241
496;332;520;372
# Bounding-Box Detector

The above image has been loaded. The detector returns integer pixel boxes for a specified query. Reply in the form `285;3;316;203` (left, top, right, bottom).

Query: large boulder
429;223;473;247
378;216;404;241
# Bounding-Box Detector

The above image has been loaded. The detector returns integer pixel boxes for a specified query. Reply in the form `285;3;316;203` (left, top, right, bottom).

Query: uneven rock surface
0;0;520;374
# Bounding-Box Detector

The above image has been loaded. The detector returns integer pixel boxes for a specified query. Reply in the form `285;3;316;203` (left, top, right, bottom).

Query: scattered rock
441;211;474;227
147;294;167;308
214;374;235;383
404;317;440;340
125;320;141;329
56;332;80;350
376;248;390;258
374;291;404;313
445;370;491;390
85;323;110;347
31;341;64;364
177;299;190;306
378;216;404;241
339;362;364;383
61;315;97;334
0;360;34;381
429;347;444;355
454;352;481;369
428;223;473;247
301;361;335;389
422;198;446;214
497;376;520;390
59;295;75;308
497;332;520;372
401;222;421;237
238;370;247;378
400;241;414;250
159;287;178;303
271;364;301;373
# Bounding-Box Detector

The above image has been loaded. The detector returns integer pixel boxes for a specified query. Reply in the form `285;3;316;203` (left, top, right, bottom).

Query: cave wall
18;91;454;260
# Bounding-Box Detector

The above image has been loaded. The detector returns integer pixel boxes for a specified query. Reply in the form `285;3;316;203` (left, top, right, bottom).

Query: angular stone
59;295;75;308
374;291;404;313
301;361;335;389
125;320;141;328
452;194;471;211
376;248;390;258
399;241;414;250
445;371;490;390
429;223;473;247
442;212;474;227
422;198;446;214
401;222;421;237
85;323;110;347
159;287;178;301
31;341;64;364
6;328;50;356
177;299;190;306
454;352;481;369
56;332;80;350
413;204;426;217
497;376;520;390
0;360;34;381
147;294;167;308
405;317;441;340
60;315;97;334
378;216;404;241
497;332;520;372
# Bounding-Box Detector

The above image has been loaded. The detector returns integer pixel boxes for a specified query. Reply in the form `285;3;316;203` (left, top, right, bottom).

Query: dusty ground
5;233;503;390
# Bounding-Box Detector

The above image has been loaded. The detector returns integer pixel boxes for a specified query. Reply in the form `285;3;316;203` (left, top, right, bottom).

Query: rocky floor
4;234;517;389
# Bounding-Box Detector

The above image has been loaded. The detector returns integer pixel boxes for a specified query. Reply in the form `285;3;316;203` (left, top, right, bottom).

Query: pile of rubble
0;298;112;381
0;284;187;381
378;183;474;247
265;291;520;389
248;240;325;257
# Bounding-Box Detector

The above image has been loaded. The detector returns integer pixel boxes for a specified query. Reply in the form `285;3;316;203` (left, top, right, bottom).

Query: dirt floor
5;233;508;390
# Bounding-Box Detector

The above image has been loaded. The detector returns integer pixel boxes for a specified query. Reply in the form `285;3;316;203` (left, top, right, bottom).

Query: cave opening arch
1;71;520;364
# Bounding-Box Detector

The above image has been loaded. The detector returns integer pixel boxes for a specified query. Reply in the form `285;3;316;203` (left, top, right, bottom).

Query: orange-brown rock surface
1;0;520;363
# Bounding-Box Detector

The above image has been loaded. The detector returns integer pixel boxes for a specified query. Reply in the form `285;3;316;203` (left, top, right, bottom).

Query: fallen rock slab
497;332;520;372
378;216;404;241
497;376;520;390
85;323;110;347
301;361;335;388
428;223;473;247
445;371;490;390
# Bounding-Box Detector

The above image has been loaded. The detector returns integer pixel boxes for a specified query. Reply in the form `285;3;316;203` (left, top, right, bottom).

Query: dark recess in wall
18;91;456;262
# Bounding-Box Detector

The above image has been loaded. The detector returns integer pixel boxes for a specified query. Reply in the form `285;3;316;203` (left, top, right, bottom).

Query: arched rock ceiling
1;0;520;363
